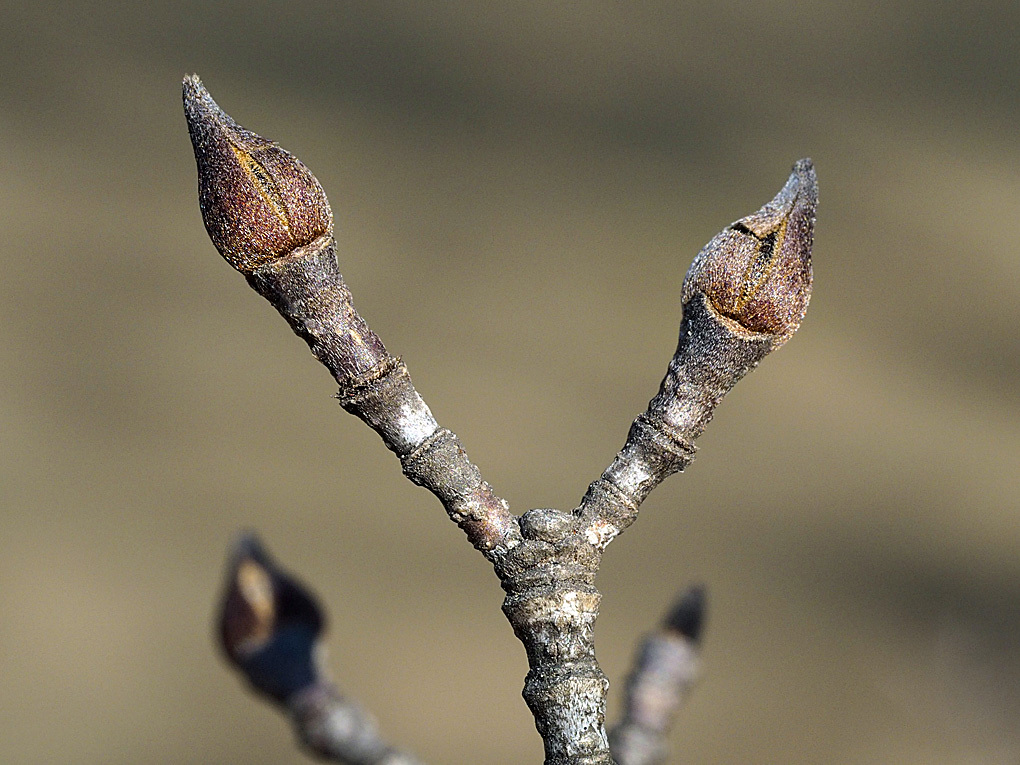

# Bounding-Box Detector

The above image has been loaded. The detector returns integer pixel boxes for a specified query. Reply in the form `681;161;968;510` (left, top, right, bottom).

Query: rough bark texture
248;236;523;560
501;510;609;763
575;292;771;549
246;238;390;386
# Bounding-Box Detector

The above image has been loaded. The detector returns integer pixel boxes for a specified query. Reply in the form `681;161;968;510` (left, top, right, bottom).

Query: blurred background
1;1;1018;763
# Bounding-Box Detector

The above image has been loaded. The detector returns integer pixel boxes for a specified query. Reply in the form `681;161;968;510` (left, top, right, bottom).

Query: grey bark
289;683;425;765
609;587;705;765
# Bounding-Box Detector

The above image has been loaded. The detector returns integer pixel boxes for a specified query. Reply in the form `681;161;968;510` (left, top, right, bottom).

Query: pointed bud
183;75;333;273
663;584;706;643
682;159;816;347
218;532;325;703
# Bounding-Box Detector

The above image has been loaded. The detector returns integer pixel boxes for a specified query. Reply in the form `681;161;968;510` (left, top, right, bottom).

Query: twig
183;74;816;765
183;75;520;561
574;160;816;550
218;533;423;764
609;586;706;765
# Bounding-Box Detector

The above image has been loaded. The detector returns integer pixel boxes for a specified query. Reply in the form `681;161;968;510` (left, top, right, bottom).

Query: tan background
1;2;1018;763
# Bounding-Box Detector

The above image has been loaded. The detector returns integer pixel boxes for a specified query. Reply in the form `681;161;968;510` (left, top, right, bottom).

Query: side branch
183;75;521;561
609;586;706;765
575;293;772;540
575;160;816;549
337;359;521;557
218;534;424;765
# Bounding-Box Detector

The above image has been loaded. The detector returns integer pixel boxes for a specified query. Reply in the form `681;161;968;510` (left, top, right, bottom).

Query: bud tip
218;531;324;702
183;75;333;273
682;160;816;347
663;584;706;642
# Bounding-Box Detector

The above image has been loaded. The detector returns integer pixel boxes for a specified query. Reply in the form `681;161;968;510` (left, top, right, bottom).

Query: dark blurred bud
183;75;333;274
682;159;816;347
218;532;325;703
663;584;706;643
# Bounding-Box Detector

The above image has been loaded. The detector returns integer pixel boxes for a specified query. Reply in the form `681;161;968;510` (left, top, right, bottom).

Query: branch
184;74;816;765
218;533;423;764
609;586;706;765
575;160;816;550
183;74;521;563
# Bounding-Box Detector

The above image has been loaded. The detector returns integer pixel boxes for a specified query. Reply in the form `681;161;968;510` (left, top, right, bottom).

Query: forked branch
185;74;815;765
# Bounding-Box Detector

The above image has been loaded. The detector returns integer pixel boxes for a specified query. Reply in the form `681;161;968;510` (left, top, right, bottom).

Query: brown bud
218;532;323;664
681;159;816;347
183;75;333;273
662;584;706;643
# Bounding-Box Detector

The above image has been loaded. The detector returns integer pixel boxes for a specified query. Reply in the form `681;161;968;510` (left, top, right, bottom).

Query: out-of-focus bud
183;75;333;274
663;584;706;643
681;159;816;347
218;532;325;703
